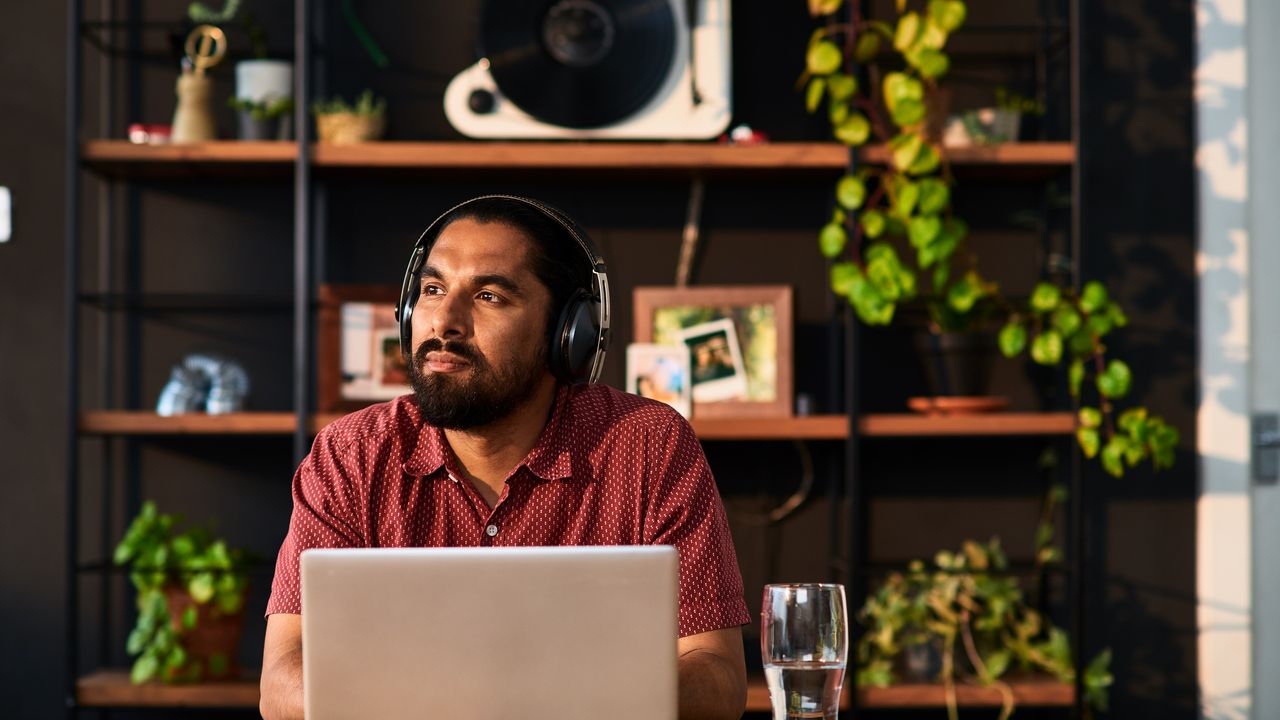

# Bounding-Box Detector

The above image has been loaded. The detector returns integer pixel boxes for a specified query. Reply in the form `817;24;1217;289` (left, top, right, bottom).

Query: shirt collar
399;385;581;483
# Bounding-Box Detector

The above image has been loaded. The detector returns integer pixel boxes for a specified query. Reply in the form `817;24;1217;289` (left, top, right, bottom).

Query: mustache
415;338;481;365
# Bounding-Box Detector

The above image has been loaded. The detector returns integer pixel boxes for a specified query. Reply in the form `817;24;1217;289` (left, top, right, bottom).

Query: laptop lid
301;546;678;720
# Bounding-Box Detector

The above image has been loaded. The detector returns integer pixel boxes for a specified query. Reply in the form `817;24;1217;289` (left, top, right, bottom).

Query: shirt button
485;524;498;537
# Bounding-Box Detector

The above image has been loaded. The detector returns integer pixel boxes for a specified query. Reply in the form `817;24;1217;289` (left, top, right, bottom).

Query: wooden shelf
744;674;1073;712
79;411;301;435
81;140;1074;179
78;410;1074;438
76;670;259;708
860;412;1075;436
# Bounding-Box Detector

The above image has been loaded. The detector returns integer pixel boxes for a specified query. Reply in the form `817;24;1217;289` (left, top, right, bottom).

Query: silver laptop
301;546;679;720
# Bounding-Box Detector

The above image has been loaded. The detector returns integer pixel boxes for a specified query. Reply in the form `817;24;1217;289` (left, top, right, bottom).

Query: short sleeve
265;428;367;615
643;417;752;637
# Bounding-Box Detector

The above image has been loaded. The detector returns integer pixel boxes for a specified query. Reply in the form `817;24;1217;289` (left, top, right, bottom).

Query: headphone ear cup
550;289;602;383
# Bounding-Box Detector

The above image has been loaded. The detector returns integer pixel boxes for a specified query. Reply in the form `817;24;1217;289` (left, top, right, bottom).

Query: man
260;196;751;720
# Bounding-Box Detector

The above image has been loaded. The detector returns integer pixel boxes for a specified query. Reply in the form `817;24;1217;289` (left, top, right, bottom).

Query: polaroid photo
677;318;749;403
626;343;692;419
341;302;411;401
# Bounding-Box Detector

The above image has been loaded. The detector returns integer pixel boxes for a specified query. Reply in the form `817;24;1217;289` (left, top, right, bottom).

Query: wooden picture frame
317;284;405;413
633;285;793;419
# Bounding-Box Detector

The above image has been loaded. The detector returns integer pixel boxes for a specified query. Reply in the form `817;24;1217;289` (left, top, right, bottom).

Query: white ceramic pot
235;59;292;102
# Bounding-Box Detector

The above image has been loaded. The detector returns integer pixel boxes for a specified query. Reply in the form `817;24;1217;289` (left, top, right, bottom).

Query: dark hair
425;197;593;336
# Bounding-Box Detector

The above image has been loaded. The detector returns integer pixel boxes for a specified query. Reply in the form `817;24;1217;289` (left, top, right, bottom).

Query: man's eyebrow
419;265;526;297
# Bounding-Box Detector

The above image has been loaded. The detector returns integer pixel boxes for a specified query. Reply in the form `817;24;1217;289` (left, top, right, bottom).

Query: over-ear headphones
394;195;611;385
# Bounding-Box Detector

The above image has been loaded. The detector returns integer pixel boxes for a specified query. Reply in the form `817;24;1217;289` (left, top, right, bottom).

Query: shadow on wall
1082;0;1206;718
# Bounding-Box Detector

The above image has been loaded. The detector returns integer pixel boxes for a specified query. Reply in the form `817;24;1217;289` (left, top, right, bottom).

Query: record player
444;0;731;139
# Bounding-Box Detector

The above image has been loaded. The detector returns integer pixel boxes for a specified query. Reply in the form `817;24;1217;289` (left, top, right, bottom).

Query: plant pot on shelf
236;111;291;140
943;107;1021;146
909;330;1007;414
163;586;246;681
315;112;385;144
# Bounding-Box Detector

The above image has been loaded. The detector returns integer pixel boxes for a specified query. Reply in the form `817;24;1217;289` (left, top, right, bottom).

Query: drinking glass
761;583;849;720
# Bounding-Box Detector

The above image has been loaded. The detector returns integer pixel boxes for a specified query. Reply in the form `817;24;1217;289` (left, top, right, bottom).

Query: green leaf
1069;358;1085;397
891;133;924;171
831;262;860;296
1052;305;1082;336
189;572;216;604
1097;359;1133;399
849;275;897;325
808;0;844;16
1080;281;1109;313
1035;520;1054;549
1084;650;1114;712
947;277;980;313
893;12;922;52
867;257;904;301
828;100;850;126
914;48;950;79
836;176;866;210
861;210;886;238
906;144;940;175
827;73;857;101
891;99;927;127
919;16;949;49
807;39;843;75
1118;407;1148;435
883;73;923;114
182;605;198;630
1077;425;1101;457
834;112;871;145
893;181;919;217
917;178;949;214
126;627;148;655
1030;330;1064;365
165;644;188;671
806;77;826;113
1101;437;1127;477
998;321;1027;357
131;653;159;684
1078;406;1103;428
1030;282;1062;313
929;0;967;32
854;32;881;63
820;222;847;258
1037;546;1063;565
908;215;942;249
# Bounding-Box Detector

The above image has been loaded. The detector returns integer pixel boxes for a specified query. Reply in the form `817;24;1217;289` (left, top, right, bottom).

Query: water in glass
761;584;848;720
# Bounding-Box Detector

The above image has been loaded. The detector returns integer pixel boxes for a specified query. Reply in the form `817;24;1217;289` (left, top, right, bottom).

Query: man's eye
423;284;444;296
478;291;501;303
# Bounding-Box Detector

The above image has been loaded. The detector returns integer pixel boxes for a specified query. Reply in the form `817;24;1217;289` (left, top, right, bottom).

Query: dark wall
0;1;1198;718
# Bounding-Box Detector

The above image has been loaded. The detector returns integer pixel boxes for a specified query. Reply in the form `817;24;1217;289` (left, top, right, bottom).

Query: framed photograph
626;343;693;418
318;284;408;412
633;285;792;419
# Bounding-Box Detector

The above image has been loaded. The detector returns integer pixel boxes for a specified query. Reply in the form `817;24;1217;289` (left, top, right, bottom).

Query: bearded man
259;196;750;720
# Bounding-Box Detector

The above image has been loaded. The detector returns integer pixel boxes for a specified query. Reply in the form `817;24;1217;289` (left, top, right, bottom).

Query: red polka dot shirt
266;383;751;638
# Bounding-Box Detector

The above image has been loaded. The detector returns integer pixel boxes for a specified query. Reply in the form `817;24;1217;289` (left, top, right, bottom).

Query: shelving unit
65;1;1086;717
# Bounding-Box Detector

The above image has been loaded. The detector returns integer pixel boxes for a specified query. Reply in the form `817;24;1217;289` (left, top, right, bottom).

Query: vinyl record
481;0;677;129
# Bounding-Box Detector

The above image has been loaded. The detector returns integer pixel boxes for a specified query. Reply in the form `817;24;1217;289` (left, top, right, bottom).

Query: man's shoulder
315;395;422;453
567;384;691;436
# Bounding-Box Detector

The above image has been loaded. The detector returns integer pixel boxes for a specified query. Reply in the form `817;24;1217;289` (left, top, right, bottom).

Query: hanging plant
801;0;1178;477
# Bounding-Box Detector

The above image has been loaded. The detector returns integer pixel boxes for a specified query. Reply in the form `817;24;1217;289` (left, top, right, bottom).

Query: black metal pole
65;0;83;714
1069;0;1086;717
293;0;312;462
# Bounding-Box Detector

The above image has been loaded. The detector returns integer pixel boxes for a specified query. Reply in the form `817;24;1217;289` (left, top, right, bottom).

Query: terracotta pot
164;586;246;680
315;112;385;144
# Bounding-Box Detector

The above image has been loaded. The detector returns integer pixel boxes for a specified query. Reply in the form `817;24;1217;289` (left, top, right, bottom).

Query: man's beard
408;336;548;430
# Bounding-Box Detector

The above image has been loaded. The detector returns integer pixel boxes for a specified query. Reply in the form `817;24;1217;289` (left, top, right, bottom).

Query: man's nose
431;292;471;339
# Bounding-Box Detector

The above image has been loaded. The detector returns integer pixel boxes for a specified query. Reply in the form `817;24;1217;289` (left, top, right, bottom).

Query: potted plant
856;536;1113;720
113;500;251;684
943;86;1046;146
801;0;1178;476
313;90;387;144
188;0;295;140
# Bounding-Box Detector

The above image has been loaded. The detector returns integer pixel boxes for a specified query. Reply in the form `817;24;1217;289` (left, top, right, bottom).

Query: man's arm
677;626;747;720
260;613;304;720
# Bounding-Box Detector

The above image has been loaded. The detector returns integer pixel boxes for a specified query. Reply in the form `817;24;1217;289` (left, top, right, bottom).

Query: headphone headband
395;195;611;385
